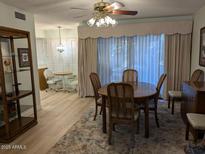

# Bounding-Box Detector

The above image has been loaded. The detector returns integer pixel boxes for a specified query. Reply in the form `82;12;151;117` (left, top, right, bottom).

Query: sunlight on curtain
97;34;165;85
36;38;78;75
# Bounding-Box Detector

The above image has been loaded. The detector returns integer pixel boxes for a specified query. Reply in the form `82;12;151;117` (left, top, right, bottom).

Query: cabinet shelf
6;90;33;101
4;69;31;73
0;117;37;142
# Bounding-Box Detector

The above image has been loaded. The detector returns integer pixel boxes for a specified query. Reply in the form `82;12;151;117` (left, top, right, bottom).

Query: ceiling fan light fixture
87;15;117;27
87;0;137;28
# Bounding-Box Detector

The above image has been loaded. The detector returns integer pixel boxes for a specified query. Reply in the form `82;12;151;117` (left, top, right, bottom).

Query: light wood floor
1;91;93;154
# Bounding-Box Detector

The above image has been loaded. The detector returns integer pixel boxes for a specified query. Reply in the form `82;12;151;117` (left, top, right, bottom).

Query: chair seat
47;78;62;85
53;78;62;82
112;111;139;121
112;102;139;121
168;91;182;98
47;80;56;85
187;113;205;130
70;80;78;85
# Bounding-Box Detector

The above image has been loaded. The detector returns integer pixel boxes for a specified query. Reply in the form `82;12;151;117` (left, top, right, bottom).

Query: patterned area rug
48;101;189;154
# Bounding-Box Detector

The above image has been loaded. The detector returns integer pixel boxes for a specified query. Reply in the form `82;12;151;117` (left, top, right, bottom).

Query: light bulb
87;15;117;27
87;18;96;27
96;21;100;27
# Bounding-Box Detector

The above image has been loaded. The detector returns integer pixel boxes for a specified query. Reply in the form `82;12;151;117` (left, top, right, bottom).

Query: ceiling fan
72;0;138;27
93;0;138;16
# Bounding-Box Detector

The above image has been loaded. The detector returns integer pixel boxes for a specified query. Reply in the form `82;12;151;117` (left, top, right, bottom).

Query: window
97;34;165;85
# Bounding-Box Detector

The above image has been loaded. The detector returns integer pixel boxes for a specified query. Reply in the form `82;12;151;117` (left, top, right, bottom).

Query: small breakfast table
98;82;157;138
54;72;72;90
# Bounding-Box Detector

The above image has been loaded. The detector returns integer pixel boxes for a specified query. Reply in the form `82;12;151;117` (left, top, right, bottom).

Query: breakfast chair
122;69;138;83
168;69;204;114
140;74;167;128
89;72;103;121
44;69;62;91
107;82;140;145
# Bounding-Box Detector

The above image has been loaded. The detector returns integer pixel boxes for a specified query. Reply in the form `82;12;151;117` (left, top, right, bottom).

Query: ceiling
1;0;205;29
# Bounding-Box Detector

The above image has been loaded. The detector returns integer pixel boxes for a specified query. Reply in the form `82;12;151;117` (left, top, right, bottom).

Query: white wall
35;29;45;38
35;28;78;75
35;28;78;39
191;5;205;74
0;2;41;109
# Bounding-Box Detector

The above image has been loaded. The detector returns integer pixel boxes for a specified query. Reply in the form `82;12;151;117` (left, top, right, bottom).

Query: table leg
102;96;107;133
144;101;149;138
62;76;66;89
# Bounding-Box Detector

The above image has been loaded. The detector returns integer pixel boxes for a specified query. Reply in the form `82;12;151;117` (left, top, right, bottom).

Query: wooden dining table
98;82;157;138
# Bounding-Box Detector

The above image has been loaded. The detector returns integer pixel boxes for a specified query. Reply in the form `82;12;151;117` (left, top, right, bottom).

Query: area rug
48;101;189;154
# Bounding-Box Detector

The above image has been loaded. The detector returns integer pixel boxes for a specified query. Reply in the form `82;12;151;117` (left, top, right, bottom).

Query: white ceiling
1;0;205;29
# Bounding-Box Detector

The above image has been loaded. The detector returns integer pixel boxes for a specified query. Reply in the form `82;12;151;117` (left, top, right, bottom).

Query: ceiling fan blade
70;7;89;11
111;10;138;16
104;1;125;12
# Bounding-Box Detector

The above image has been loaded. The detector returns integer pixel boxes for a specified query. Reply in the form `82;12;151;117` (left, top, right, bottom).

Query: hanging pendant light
57;26;64;53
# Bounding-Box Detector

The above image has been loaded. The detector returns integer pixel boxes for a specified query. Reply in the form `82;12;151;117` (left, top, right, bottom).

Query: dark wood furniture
168;69;204;115
38;67;48;90
98;82;157;138
181;81;205;123
186;113;205;143
181;81;205;141
89;72;102;120
107;83;140;145
122;69;138;83
140;74;167;128
0;26;37;143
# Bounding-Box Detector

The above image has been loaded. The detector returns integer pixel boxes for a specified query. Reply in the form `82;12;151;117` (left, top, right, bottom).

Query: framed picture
199;27;205;66
18;48;30;67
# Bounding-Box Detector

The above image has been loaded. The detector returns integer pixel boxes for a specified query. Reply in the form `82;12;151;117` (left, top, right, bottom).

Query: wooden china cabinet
0;26;37;143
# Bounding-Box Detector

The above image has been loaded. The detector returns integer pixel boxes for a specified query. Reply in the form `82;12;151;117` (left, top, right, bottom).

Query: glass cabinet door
0;35;36;141
0;38;14;139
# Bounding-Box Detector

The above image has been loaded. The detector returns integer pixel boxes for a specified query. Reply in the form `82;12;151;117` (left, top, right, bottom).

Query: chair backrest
44;69;54;80
107;82;135;120
89;72;102;100
156;73;167;93
190;69;204;82
122;69;138;83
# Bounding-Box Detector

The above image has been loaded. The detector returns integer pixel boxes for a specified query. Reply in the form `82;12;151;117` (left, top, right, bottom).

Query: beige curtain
78;20;192;38
165;33;192;94
78;38;97;97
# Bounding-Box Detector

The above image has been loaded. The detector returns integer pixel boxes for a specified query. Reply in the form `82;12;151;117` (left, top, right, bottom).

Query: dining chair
140;74;167;128
44;69;62;91
152;73;167;127
122;69;138;83
107;82;140;145
168;69;204;114
89;72;103;121
190;69;204;82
